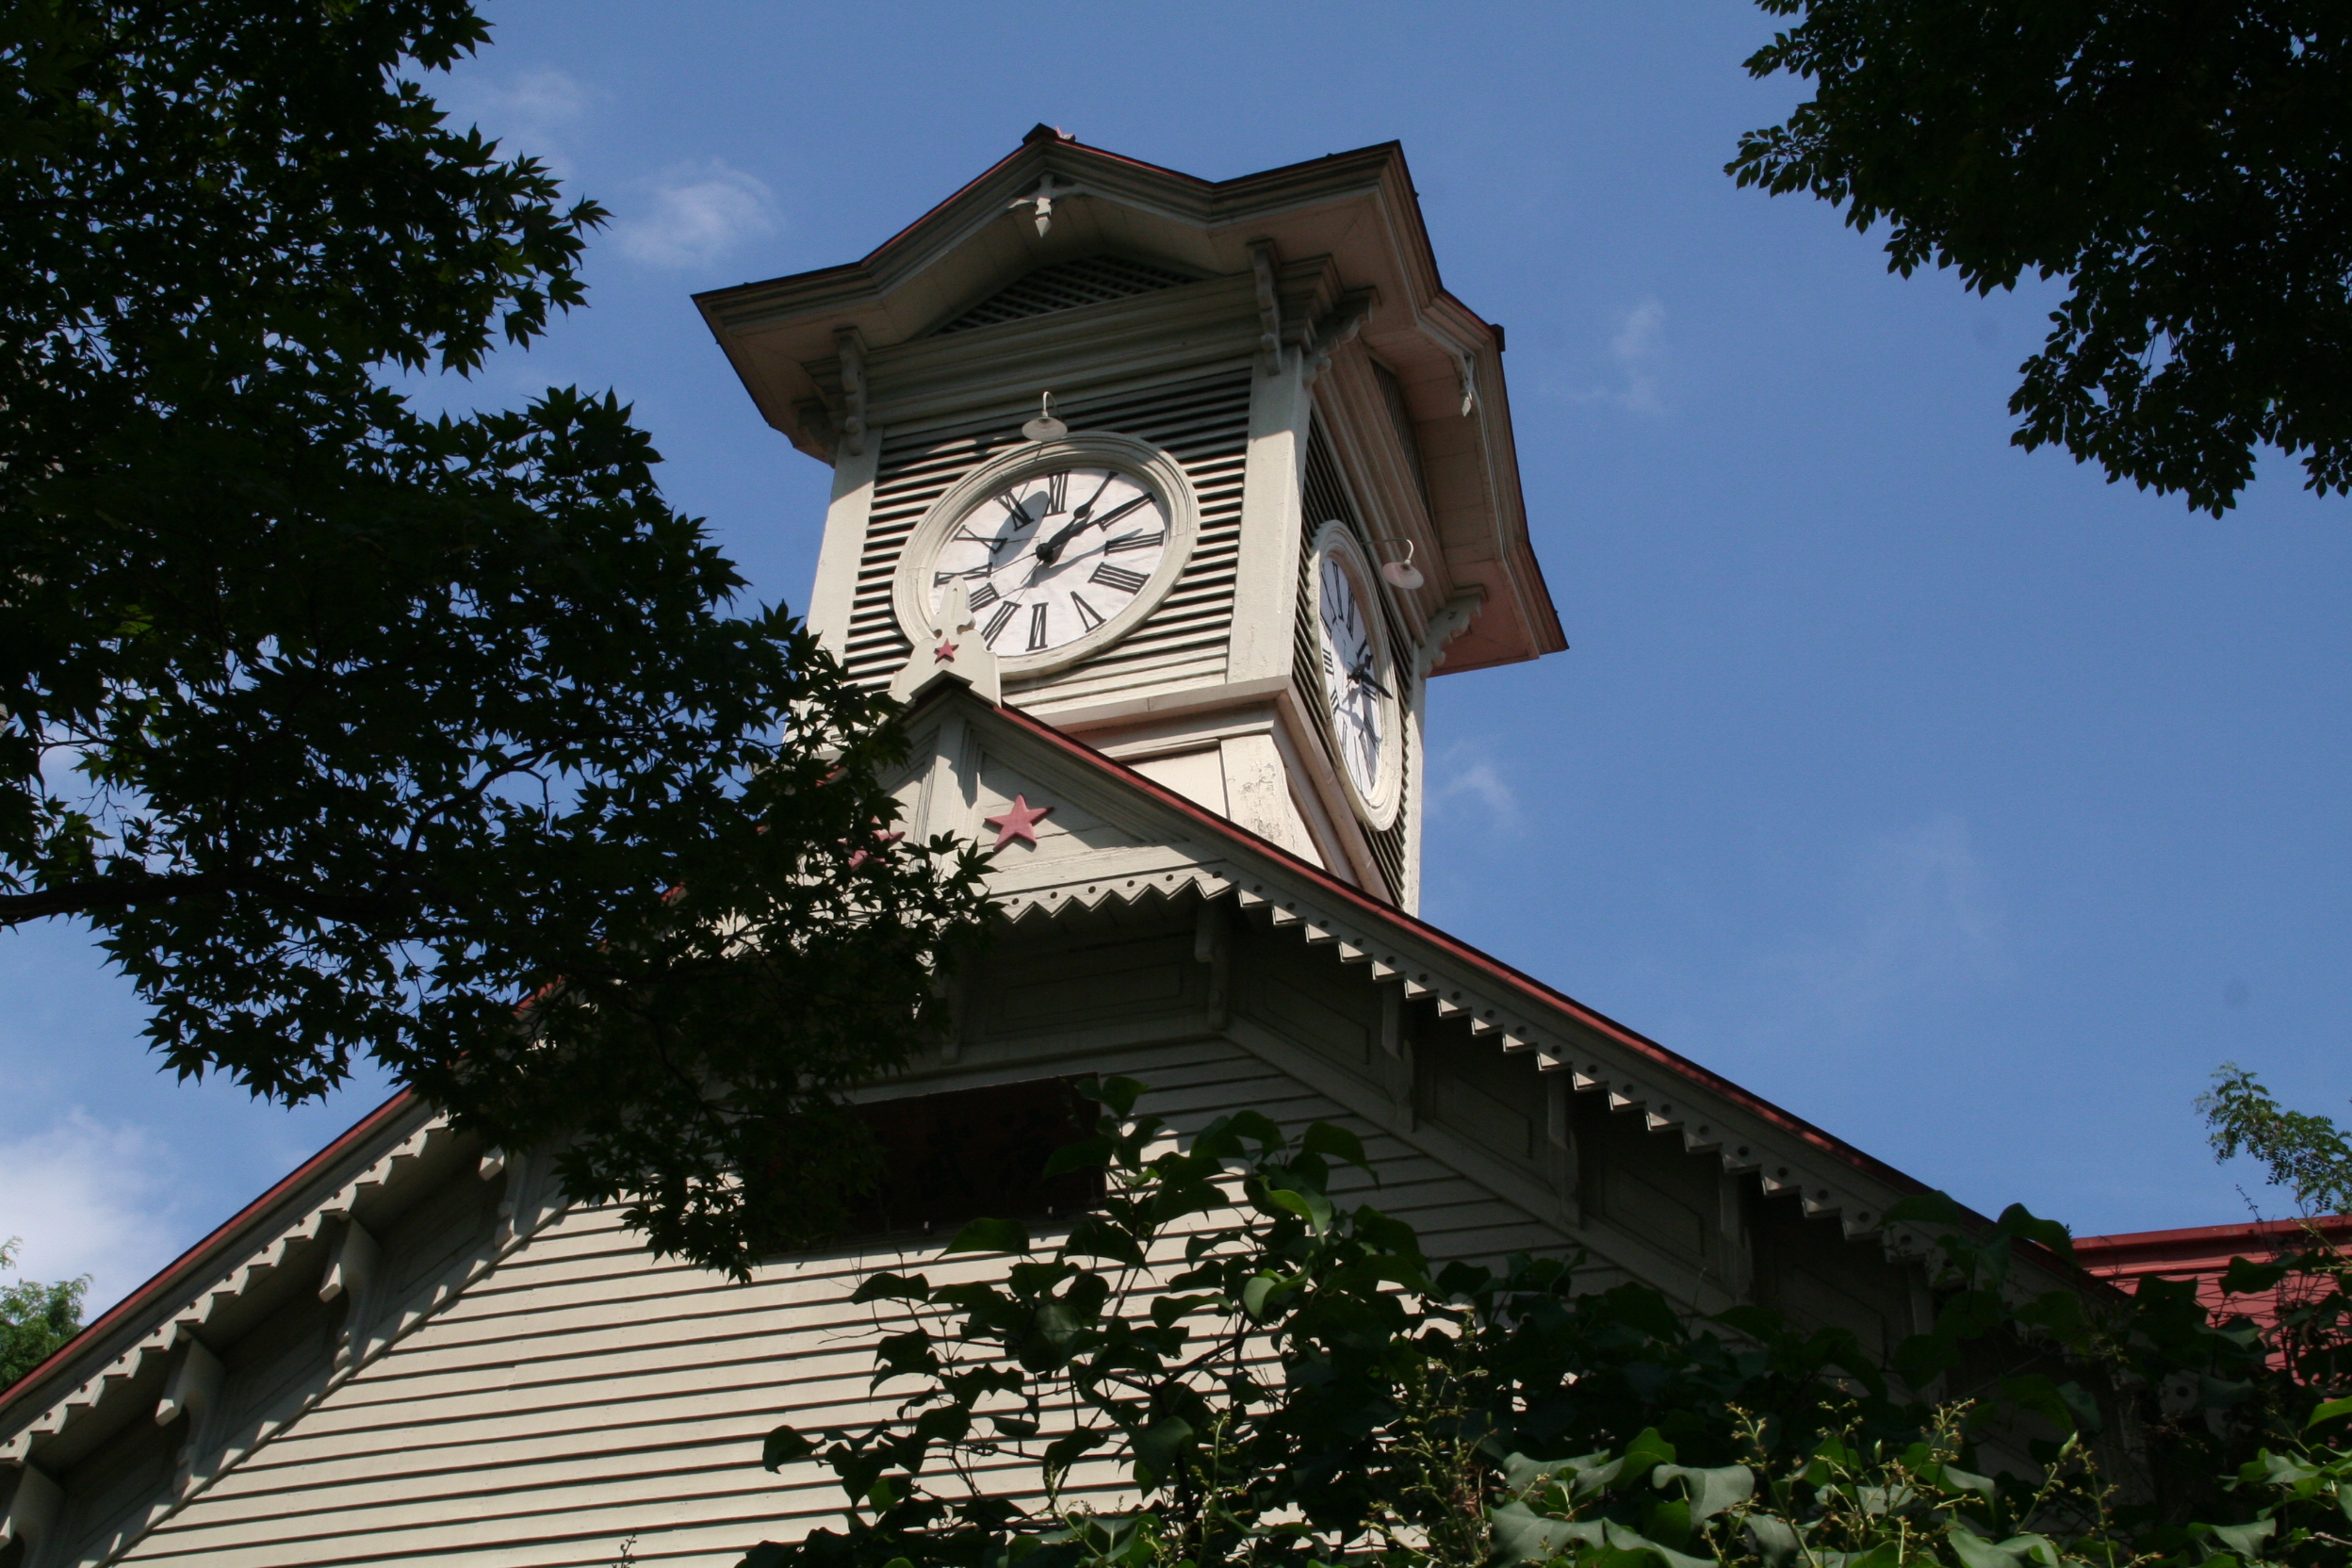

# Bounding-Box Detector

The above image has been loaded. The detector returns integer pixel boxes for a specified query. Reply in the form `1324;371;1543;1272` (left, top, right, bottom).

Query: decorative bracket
318;1217;380;1370
1008;172;1079;237
154;1337;222;1429
1249;240;1282;375
1413;588;1483;677
1300;289;1375;387
834;327;868;456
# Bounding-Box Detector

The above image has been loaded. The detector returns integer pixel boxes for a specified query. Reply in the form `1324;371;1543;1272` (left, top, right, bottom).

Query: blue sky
5;2;2346;1315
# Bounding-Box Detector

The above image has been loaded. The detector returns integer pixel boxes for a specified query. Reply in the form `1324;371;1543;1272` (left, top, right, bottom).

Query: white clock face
929;466;1170;658
1315;541;1396;816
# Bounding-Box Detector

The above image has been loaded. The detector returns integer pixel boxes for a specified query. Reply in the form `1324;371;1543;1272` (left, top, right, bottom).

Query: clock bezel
1308;520;1404;831
891;431;1200;680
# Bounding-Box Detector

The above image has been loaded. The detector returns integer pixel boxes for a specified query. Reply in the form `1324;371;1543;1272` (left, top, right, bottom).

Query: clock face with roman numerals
927;466;1171;658
1310;522;1402;828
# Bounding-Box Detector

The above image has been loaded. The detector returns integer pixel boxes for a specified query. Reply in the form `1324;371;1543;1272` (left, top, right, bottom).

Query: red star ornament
847;828;904;870
984;794;1053;850
933;636;958;662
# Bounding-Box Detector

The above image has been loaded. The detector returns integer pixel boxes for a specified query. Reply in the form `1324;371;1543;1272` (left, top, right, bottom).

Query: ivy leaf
852;1272;931;1304
761;1424;815;1471
1653;1462;1753;1521
1131;1415;1195;1485
1488;1500;1607;1563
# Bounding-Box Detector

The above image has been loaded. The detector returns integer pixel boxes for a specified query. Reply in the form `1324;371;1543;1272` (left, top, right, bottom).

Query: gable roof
2;681;2058;1489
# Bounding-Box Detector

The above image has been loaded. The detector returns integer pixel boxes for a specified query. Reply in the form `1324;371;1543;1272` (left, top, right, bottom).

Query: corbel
1299;287;1376;388
834;326;869;455
0;1462;62;1554
1379;987;1413;1131
1718;1171;1754;1300
1193;895;1232;1033
1249;240;1282;375
1413;588;1483;678
318;1217;380;1370
1547;1075;1581;1226
154;1336;223;1429
492;1153;534;1249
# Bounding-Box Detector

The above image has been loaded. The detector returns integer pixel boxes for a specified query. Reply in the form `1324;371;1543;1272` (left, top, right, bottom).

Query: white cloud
1426;746;1522;833
1568;296;1670;416
437;65;596;178
1766;813;2007;1032
613;160;782;270
0;1111;183;1315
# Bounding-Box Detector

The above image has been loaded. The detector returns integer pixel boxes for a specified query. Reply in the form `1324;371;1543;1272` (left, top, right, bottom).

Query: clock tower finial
695;135;1562;910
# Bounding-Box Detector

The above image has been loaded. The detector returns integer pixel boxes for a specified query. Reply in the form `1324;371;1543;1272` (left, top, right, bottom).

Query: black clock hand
1348;654;1393;700
1033;513;1092;566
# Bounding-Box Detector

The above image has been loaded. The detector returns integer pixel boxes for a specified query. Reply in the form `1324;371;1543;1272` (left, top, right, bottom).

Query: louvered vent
935;255;1196;335
842;372;1252;710
1298;418;1412;901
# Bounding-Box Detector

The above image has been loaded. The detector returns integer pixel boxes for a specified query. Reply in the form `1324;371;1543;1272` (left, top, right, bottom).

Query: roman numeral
1090;562;1149;594
1070;593;1105;630
1000;494;1031;527
1046;470;1067;512
952;525;996;548
983;600;1020;645
968;581;1000;611
1092;495;1152;531
1105;528;1166;553
1027;603;1050;650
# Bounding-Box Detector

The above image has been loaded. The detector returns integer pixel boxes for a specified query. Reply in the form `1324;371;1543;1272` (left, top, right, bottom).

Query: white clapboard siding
117;1039;1573;1568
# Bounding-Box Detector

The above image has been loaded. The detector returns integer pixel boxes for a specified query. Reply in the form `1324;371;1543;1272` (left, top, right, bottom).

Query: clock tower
696;127;1562;909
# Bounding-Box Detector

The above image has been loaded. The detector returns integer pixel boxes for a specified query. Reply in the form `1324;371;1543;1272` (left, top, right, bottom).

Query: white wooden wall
114;1037;1569;1568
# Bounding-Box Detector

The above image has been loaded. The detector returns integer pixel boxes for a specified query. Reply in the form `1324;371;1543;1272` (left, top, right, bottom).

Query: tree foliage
0;1237;87;1391
1729;2;2352;516
2201;1067;2352;1222
0;0;992;1278
740;1081;2352;1568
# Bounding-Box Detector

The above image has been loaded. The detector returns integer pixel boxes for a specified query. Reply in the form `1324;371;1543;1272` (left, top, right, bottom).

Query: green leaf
1132;1416;1195;1484
1940;1463;1997;1497
1242;1272;1294;1319
1623;1426;1677;1473
1654;1462;1753;1521
1748;1516;1804;1568
2206;1519;2276;1558
1944;1527;2024;1568
2307;1396;2352;1429
1488;1500;1606;1562
1082;1076;1146;1118
1264;1186;1333;1232
944;1217;1030;1255
761;1424;816;1471
1300;1121;1370;1173
851;1272;930;1304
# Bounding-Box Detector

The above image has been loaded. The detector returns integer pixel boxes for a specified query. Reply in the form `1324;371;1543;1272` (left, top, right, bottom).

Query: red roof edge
2076;1214;2352;1270
0;1088;418;1420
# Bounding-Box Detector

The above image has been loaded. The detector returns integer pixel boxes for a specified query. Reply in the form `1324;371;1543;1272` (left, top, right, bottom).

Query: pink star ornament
984;794;1054;850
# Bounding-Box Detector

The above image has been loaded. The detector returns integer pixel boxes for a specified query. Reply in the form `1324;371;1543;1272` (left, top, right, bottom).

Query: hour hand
1348;657;1392;700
